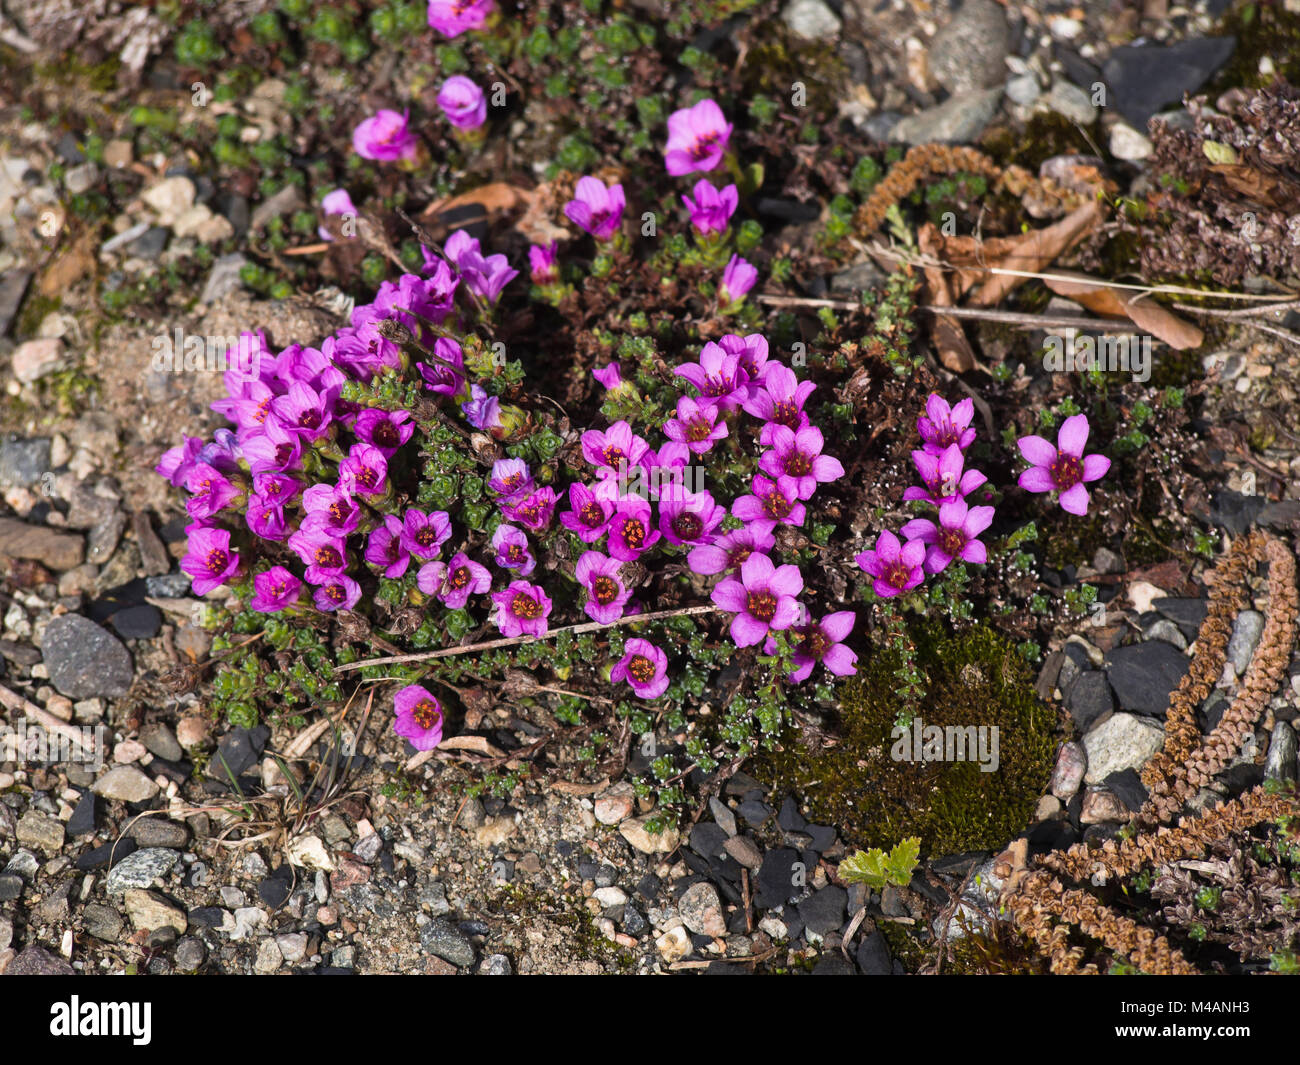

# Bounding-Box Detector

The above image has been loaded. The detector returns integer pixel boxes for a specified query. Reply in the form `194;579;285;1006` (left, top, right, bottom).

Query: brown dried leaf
437;735;506;758
1042;271;1204;350
917;222;976;372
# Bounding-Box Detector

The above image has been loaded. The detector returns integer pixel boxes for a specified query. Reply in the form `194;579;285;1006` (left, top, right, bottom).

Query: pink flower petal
1017;435;1057;467
1082;453;1111;482
1059;482;1091;515
1056;414;1090;457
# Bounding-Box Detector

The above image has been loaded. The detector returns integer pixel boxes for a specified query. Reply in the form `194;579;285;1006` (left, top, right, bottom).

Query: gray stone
128;226;169;259
1109;123;1153;162
799;884;848;935
1052;741;1090;800
15;811;64;853
254;937;282;973
1082;713;1164;784
1104;640;1189;716
40;613;133;698
123;888;187;934
5;945;74;975
1143;619;1187;651
276;932;308;964
93;765;159;803
174;936;205;971
0;915;11;951
829;261;886;295
1225;610;1265;676
421;880;451;916
83;903;124;941
0;517;84;571
0;270;31;336
199;253;248;304
138;723;183;762
930;0;1009;95
782;0;841;40
723;834;763;870
480;953;512;975
127;819;189;849
104;847;179;894
678;881;727;937
0;437;50;487
250;184;304;230
708;797;737;837
891;87;1003;145
1065;671;1113;731
1043;80;1097;125
1265;721;1297;784
419;918;476;967
856;929;892;974
1006;74;1041;108
0;875;21;901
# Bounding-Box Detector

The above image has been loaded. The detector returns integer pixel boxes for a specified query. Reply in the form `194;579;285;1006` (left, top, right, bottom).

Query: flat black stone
777;796;806;832
812;954;856;975
798;885;848;935
74;837;137;870
1259;500;1300;530
635;873;661;901
1066;670;1115;731
1026;820;1079;854
755;847;801;910
1104;641;1190;716
857;930;892;975
689;822;729;859
1219;762;1264;792
1199;694;1228;734
208;725;271;778
67;790;97;837
805;824;838;853
1207;489;1265;536
1104;768;1148;812
107;604;162;640
1101;37;1237;126
0;875;21;901
682;849;712;877
257;869;294;908
187;907;226;928
1154;596;1208;640
737;799;774;827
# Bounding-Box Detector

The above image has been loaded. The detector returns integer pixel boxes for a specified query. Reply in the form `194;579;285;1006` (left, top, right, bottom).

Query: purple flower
301;483;362;537
288;525;349;584
1017;414;1111;516
918;394;976;454
326;322;403;381
663;395;728;455
250;566;303;613
787;611;858;683
445;230;517;304
686;521;776;575
674;340;750;411
491;523;535;575
559;481;615;542
251;472;301;506
417;337;466;396
393;684;444;751
181;527;240;596
502;486;558;532
241;422;304;476
682;179;738;234
664;99;733;175
900;498;996;574
575;551;631;624
353;409;413;457
710;552;804;648
759;425;844;500
427;0;494;37
318;188;356;241
719;254;758;306
658;488;725;547
400;508;452;561
491;580;552;637
418;552;490;609
607;498;661;562
366;515;412;578
742;363;815;445
437;75;487;130
563;176;625;241
314;576;362;613
339;443;389;497
855;530;926;599
529;242;559;285
352;109;418;162
732;474;805;527
183;463;241;520
245;495;291;541
903;443;986;506
610;638;669;699
156;437;204;487
592;362;625;393
462;385;502;431
488;458;533;502
270;380;336;442
581;420;653;478
721;332;771;389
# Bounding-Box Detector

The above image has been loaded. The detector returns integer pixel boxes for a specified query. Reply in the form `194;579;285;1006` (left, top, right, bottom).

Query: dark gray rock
207;725;271;779
811;953;856;974
799;885;848;934
0;436;51;488
104;847;179;894
83;902;124;941
929;0;1009;95
1066;670;1114;731
6;946;74;975
0;875;22;901
756;847;802;909
1104;641;1190;716
1101;37;1237;127
128;226;169;259
0;270;32;337
890;87;1003;145
1103;768;1148;812
856;929;892;974
108;604;161;640
127;819;190;849
67;790;96;837
39;613;133;699
419;919;476;967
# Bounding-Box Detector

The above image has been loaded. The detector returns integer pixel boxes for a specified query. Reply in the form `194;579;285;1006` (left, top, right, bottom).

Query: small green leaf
1202;141;1238;165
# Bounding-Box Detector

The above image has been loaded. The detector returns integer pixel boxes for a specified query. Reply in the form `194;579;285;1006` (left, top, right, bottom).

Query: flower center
298;409;322;430
329;500;351;525
353;466;378;490
621;518;645;550
1050;453;1083;491
579;501;605;528
505;544;526;564
450;566;470;589
499;473;524;494
324;584;345;603
592;575;619;605
938;528;966;558
783;451;812;477
315;546;342;568
374;422;399;447
689;132;719;161
728;545;752;569
415;526;439;547
205;549;229;575
413;698;440;731
601;445;625;468
512;592;542;619
761;490;791;520
702;375;731;397
746;591;777;622
885;562;911;590
628;654;656;684
686;417;714;443
673;513;704;541
770;400;799;428
803;628;828;660
254;397;271;424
